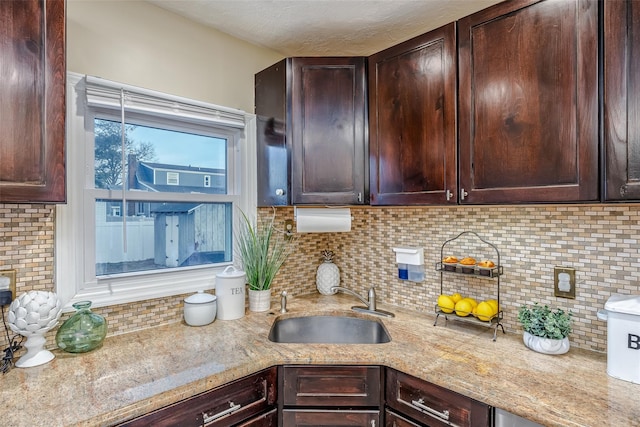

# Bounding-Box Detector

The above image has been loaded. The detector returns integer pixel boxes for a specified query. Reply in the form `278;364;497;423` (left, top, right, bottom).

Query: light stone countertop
1;293;638;427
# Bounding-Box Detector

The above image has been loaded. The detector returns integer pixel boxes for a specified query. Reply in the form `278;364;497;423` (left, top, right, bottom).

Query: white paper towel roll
295;208;351;233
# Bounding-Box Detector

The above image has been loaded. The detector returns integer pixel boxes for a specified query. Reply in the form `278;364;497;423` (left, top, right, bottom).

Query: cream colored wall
66;0;284;113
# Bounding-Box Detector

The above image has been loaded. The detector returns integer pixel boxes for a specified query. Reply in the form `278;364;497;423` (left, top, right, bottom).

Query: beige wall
67;0;284;112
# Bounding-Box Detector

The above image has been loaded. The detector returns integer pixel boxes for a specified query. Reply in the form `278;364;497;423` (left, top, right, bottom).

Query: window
57;73;257;308
166;172;179;185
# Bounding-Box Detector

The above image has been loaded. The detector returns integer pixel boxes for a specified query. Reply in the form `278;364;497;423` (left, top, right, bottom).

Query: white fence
96;218;155;263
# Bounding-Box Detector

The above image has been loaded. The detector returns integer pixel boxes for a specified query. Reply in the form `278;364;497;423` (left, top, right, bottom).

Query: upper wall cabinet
369;23;457;206
458;0;598;204
604;0;640;201
255;57;368;206
0;0;66;203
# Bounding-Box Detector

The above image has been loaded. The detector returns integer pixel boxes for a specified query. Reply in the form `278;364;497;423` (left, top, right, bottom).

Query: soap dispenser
392;247;425;282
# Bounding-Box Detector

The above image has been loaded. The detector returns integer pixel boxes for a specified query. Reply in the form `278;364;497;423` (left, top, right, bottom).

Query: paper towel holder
294;207;352;233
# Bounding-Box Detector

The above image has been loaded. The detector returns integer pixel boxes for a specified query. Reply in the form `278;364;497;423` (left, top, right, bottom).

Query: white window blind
84;75;246;129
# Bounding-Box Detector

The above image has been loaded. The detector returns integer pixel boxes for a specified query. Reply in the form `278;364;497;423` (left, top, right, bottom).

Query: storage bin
597;294;640;384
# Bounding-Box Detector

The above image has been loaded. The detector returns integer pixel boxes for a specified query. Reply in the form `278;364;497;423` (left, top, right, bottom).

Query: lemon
462;297;477;309
437;295;455;313
450;292;463;303
476;301;494;321
485;299;499;314
454;299;473;317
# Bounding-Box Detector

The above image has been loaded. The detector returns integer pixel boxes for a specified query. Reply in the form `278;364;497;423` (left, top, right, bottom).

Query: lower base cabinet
117;367;277;427
116;365;496;427
386;409;424;427
280;365;382;426
385;368;490;427
283;409;381;426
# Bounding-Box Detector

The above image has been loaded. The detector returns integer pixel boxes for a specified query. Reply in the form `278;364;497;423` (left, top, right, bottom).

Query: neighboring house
133;159;226;195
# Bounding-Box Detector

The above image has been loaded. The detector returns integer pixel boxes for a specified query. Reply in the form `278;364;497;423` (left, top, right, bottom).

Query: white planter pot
523;331;570;355
248;289;272;312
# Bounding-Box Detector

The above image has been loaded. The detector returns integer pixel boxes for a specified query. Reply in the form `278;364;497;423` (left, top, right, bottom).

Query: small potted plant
235;210;293;312
517;303;572;355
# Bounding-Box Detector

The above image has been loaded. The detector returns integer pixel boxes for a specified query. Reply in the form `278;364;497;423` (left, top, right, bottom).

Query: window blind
84;75;247;129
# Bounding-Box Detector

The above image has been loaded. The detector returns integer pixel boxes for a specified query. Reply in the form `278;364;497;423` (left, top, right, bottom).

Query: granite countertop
1;293;638;427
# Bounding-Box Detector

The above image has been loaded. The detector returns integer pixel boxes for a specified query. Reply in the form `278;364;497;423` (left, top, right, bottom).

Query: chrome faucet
330;286;394;318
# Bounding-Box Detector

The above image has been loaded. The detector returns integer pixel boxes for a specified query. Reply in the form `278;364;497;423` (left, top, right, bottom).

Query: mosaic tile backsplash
2;203;639;353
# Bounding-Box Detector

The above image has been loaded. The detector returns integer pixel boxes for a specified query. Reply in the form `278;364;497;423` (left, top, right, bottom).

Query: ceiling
147;0;503;56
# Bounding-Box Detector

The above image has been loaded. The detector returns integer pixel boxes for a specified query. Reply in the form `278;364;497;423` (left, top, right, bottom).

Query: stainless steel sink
268;315;391;344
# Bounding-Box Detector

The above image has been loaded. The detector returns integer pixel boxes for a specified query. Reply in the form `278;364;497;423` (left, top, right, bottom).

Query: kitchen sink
268;314;391;344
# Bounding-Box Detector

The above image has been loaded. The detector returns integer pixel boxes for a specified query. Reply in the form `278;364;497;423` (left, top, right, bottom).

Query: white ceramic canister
183;291;217;326
215;266;246;320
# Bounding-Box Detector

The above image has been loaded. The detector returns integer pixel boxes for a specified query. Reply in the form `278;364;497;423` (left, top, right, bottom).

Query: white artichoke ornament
7;290;63;368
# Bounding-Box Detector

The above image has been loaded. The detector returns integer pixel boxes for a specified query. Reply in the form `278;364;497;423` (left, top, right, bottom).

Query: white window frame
56;73;257;310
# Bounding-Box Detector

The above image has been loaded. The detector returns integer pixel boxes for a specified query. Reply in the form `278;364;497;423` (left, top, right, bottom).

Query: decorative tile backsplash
2;203;639;353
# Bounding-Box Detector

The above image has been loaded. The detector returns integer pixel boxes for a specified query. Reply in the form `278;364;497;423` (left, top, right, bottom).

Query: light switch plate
0;269;17;303
554;266;576;299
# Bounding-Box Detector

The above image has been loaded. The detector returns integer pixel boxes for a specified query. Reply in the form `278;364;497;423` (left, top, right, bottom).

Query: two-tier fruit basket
434;231;505;341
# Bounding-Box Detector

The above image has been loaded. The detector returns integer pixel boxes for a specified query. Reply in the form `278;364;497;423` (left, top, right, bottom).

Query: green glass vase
55;301;107;353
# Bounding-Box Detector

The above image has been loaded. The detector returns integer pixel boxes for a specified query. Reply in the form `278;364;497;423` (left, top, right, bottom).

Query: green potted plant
517;303;572;355
235;210;292;312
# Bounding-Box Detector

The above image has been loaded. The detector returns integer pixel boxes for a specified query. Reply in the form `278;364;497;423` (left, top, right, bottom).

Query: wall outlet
0;269;17;305
554;266;576;299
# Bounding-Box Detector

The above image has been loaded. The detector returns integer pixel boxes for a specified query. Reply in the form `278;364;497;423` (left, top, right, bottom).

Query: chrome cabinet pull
203;401;241;424
446;189;453;201
460;188;469;200
412;398;450;421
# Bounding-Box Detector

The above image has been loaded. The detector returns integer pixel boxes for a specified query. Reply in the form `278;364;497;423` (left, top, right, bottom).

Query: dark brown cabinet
0;0;66;203
604;0;640;201
117;367;277;427
385;368;490;427
457;0;598;204
369;23;457;205
280;365;382;426
255;57;368;206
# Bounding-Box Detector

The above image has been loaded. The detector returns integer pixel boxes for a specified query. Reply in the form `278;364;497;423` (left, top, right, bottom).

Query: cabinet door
385;409;423;427
0;0;66;203
236;407;278;427
458;0;598;204
386;368;490;427
604;0;640;200
255;59;289;206
282;409;381;426
282;365;382;408
369;23;457;205
118;367;277;427
290;57;368;205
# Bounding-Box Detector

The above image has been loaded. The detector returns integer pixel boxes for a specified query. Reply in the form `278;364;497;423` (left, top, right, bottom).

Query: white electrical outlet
554;266;575;299
0;269;17;303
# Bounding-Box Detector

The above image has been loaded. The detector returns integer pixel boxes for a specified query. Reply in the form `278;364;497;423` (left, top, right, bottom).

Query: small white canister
215;266;246;320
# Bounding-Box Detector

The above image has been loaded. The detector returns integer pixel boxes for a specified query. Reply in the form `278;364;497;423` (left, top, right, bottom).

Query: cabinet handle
460;188;468;200
202;401;241;424
412;398;452;423
446;190;453;201
358;192;362;203
275;188;285;196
